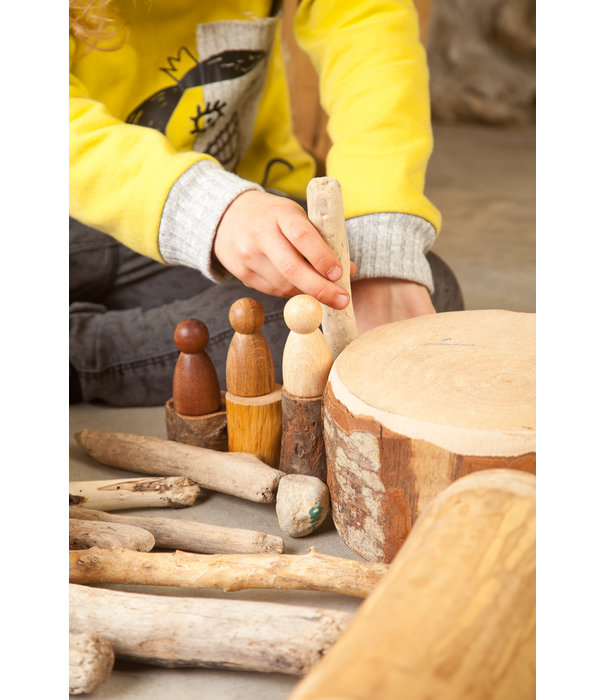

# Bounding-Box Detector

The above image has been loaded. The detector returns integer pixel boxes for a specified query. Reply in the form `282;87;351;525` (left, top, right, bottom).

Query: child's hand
214;190;351;309
352;278;435;334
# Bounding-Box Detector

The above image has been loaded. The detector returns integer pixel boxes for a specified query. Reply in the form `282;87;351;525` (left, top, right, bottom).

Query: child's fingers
278;209;343;282
265;235;349;309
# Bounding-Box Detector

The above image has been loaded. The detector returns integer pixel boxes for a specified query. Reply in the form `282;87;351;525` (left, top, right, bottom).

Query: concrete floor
69;122;536;698
429;123;536;313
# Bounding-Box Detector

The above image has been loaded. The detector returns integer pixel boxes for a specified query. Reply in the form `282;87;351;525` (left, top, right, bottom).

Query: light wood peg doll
282;295;333;398
279;295;333;481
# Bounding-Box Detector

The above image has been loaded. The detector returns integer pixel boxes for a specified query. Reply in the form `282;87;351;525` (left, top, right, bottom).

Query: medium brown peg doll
226;297;275;397
225;298;282;468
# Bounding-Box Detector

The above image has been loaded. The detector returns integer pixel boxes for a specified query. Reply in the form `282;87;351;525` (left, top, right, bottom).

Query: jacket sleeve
294;0;441;287
70;36;262;272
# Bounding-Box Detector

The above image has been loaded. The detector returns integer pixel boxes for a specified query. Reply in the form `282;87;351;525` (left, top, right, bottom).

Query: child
69;0;463;405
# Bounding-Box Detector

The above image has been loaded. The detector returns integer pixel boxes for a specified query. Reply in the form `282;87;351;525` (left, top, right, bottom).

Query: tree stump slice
323;309;536;562
165;392;228;451
279;390;326;481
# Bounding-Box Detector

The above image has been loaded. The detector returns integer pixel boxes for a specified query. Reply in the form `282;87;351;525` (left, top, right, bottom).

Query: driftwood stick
69;476;201;511
75;429;284;503
69;583;352;675
69;519;155;551
306;177;357;359
69;631;115;695
69;546;387;598
69;506;285;555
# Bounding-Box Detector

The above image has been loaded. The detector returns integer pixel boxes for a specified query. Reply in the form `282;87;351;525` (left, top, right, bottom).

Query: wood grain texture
69;583;353;675
226;386;283;468
282;295;333;398
75;429;285;503
279;391;326;480
69;475;201;511
226;297;275;397
69;546;386;598
172;318;221;416
306;177;358;359
69;519;155;551
69;631;114;695
286;469;536;700
69;506;285;555
324;310;536;562
165;395;228;451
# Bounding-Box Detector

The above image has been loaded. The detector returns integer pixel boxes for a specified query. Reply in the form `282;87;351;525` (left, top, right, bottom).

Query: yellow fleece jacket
69;0;440;284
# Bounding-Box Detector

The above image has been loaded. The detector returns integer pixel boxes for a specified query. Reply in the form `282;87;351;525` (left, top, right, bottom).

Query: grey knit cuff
159;160;264;282
346;213;436;293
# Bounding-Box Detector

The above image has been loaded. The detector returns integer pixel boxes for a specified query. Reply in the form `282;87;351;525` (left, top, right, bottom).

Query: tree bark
165;395;228;451
70;583;353;675
279;391;326;481
324;310;536;562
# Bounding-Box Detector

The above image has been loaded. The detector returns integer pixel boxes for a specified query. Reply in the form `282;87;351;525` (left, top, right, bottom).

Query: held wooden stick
286;470;536;700
69;506;285;555
69;632;115;695
69;476;201;511
69;519;155;551
69;546;386;598
70;583;353;675
75;429;285;503
307;177;357;359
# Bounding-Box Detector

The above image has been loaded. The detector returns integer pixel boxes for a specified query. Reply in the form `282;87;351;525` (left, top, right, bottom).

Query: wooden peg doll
225;298;282;468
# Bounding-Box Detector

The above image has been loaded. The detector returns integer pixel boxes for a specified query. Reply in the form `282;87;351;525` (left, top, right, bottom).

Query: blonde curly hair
69;0;126;54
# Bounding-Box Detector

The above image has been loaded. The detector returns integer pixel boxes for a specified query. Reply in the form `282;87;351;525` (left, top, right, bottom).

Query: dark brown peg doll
173;318;221;416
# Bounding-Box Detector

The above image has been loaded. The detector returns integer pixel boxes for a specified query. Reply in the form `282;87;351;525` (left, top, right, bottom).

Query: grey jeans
69;218;464;406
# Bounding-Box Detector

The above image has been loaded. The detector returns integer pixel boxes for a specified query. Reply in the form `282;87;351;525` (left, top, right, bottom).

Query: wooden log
165;395;228;451
286;469;536;700
280;391;326;479
69;505;285;555
276;475;330;537
75;429;285;503
225;386;283;468
68;476;201;511
306;177;357;359
69;583;353;675
323;309;536;562
69;519;155;551
69;546;386;598
69;631;115;695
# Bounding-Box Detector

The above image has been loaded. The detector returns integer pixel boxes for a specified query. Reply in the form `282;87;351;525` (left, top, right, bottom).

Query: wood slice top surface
329;310;535;456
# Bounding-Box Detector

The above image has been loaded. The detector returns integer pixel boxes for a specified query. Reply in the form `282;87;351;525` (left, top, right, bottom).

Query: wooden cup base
226;385;282;468
279;390;326;481
165;392;228;451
